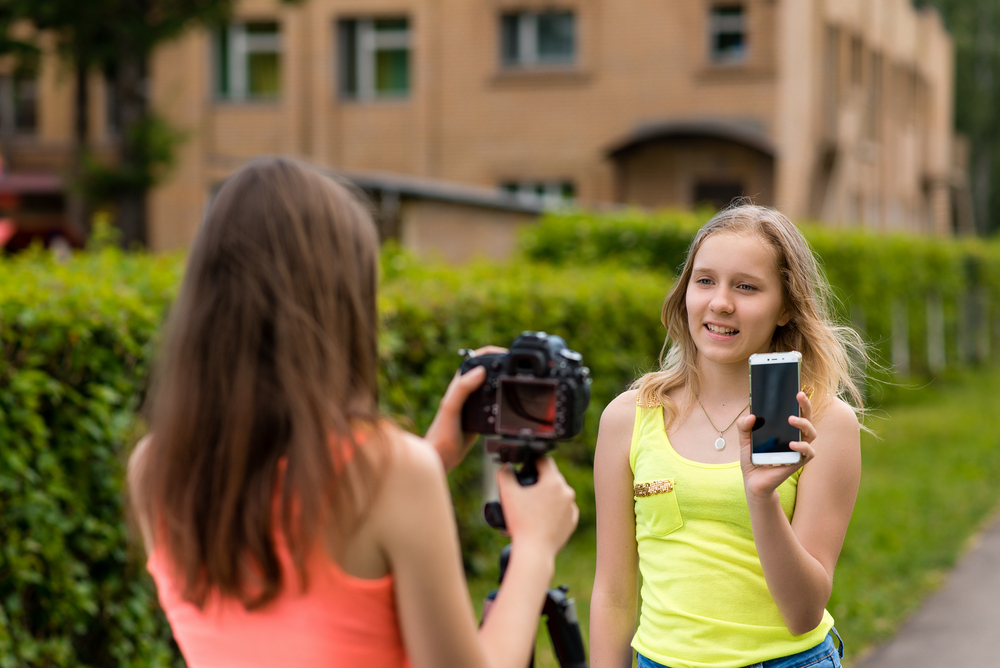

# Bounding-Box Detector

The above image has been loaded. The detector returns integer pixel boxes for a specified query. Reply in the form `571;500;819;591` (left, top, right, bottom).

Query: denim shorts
637;628;844;668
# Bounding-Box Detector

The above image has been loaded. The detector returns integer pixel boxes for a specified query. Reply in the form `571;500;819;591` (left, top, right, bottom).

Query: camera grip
515;458;539;485
483;458;539;530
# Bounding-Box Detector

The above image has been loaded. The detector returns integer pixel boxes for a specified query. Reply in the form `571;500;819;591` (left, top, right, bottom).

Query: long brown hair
135;156;387;609
635;204;869;429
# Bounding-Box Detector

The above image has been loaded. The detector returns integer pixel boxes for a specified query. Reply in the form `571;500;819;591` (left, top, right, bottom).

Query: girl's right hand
496;456;579;555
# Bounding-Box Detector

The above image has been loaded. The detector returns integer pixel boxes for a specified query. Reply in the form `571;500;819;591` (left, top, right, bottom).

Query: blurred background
0;0;995;256
3;2;1000;667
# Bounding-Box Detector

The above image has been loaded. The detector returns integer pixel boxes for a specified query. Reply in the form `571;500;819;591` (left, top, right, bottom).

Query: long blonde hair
635;204;868;429
135;157;388;610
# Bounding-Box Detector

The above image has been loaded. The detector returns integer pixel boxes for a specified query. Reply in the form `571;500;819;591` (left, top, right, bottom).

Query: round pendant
714;437;726;451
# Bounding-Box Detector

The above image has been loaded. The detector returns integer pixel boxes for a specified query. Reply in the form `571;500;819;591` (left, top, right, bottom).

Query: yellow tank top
630;403;833;668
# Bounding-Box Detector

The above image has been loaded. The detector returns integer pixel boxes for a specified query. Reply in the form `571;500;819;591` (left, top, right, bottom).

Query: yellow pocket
634;479;683;538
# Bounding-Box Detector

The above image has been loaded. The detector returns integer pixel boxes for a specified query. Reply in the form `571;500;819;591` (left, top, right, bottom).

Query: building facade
0;0;969;255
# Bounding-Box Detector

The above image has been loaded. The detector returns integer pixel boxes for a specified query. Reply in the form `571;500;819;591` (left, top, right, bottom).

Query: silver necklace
695;395;750;451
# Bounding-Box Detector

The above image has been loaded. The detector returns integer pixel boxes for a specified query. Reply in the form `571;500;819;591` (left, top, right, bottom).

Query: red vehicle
0;172;83;253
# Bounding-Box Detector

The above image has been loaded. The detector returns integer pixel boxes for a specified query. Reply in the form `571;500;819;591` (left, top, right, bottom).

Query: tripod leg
543;586;588;668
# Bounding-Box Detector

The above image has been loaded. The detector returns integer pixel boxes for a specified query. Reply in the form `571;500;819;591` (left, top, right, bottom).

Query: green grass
467;365;1000;667
833;366;1000;663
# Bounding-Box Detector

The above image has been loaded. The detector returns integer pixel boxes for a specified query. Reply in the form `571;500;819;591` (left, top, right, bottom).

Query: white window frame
501;11;576;68
0;72;37;134
340;18;411;101
708;5;747;64
501;181;575;209
215;21;282;101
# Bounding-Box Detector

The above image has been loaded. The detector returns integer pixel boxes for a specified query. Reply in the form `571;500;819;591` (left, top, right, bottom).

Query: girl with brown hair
127;156;578;667
590;204;868;668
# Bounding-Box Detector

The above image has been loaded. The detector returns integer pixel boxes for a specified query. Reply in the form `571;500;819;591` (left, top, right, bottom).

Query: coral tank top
147;449;410;667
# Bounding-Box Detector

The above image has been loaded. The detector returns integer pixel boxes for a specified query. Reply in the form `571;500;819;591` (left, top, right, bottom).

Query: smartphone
749;351;803;466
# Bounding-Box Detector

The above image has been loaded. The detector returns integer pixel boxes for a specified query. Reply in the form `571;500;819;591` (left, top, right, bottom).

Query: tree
924;0;1000;236
3;0;239;246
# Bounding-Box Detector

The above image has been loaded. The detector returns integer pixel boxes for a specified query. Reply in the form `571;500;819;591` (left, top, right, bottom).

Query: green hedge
378;247;669;568
0;247;182;667
0;244;670;665
6;212;999;665
523;210;1000;382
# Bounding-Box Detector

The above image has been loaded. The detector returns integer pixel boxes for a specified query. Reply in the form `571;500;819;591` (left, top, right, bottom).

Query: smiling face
685;231;790;367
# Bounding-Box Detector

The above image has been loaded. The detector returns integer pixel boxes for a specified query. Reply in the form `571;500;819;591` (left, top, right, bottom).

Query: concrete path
851;512;1000;668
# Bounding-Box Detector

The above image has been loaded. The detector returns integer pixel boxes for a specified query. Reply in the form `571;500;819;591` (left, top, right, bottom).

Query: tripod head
483;437;556;529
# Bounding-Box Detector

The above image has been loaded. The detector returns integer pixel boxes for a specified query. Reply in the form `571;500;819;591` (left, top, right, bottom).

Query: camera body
460;331;591;441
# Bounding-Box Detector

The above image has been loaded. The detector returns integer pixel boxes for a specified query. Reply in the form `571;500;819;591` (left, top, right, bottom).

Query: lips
705;323;739;336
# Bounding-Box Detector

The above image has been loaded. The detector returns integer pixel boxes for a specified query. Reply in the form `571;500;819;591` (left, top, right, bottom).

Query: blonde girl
590;204;866;668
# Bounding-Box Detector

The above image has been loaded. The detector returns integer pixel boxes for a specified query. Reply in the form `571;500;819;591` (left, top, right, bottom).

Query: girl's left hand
424;345;506;471
737;391;818;500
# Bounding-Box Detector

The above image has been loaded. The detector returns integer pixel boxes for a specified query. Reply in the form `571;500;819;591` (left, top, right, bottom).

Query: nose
709;287;735;314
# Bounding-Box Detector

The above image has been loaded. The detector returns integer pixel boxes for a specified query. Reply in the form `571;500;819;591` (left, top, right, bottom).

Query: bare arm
737;394;861;635
126;435;155;554
376;430;578;668
590;391;640;668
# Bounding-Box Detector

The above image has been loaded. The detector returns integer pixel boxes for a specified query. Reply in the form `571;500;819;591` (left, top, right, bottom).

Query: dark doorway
694;182;745;210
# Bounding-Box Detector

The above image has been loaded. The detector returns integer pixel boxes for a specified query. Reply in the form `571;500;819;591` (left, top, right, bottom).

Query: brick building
0;0;970;257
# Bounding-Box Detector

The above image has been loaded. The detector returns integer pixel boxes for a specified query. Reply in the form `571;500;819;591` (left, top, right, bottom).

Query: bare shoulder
595;390;639;463
126;435;154;502
814;396;861;443
127;433;153;473
126;435;155;551
599;389;640;432
377;425;449;494
806;395;861;476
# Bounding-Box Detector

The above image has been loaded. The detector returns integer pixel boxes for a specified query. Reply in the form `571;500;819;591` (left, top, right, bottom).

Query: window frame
500;10;577;69
707;4;747;65
500;180;576;209
338;17;412;101
0;70;38;135
213;20;283;102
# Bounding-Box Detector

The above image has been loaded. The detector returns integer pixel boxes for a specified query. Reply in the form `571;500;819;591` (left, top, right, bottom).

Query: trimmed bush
524;210;1000;385
0;243;670;664
379;247;669;566
0;246;182;667
5;212;999;665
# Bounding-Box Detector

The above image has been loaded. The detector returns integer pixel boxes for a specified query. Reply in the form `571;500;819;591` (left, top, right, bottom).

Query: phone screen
750;359;800;454
497;378;558;437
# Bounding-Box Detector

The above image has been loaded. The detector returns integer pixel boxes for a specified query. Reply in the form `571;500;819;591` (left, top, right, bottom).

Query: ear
777;306;792;328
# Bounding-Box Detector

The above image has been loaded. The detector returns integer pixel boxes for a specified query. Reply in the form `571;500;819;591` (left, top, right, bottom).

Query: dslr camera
460;331;591;442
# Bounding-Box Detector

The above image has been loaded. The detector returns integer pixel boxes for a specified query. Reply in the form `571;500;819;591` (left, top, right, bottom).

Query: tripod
481;438;588;668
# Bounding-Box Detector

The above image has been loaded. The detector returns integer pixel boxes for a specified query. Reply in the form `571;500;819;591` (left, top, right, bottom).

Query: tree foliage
924;0;1000;235
1;1;239;246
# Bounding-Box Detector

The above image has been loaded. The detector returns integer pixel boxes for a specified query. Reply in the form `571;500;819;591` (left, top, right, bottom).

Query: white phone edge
749;351;803;467
748;351;802;366
751;451;803;466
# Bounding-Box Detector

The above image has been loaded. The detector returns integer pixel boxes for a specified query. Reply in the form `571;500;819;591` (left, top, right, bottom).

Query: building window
501;11;576;67
850;36;864;87
0;71;38;134
501;181;575;208
214;21;281;101
103;67;121;135
339;18;411;100
709;5;746;63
